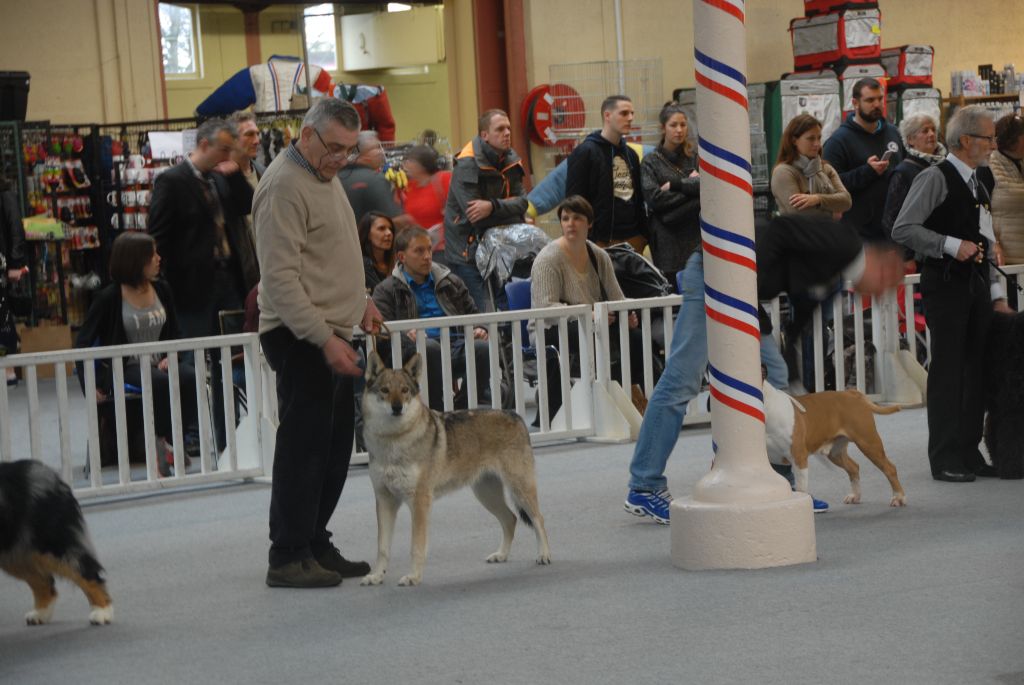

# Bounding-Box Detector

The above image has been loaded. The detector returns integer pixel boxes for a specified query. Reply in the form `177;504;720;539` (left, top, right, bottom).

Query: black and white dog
0;460;113;624
984;312;1024;479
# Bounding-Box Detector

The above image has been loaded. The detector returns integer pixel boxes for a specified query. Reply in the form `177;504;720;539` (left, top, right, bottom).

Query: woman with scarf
772;114;852;219
640;101;701;286
882;113;947;241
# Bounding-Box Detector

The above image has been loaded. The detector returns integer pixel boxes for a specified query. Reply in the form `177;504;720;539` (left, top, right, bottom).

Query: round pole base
670;492;817;570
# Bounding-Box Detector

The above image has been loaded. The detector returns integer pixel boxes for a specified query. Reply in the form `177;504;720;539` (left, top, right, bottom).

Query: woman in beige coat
771;113;852;219
990;114;1024;265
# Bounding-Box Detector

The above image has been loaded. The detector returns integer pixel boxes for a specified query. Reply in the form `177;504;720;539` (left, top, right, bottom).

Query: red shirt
402;171;451;229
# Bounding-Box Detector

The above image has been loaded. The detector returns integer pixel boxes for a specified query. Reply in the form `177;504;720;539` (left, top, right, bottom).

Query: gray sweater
530;240;626;310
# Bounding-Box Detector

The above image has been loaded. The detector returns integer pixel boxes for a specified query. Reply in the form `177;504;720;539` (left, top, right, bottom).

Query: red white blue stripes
697;135;753;196
704;283;760;341
695;49;748;109
701;217;757;272
708;363;765;423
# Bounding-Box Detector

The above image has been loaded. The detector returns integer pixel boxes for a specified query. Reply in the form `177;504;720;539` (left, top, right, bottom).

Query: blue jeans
627;251;790;492
448;259;505;312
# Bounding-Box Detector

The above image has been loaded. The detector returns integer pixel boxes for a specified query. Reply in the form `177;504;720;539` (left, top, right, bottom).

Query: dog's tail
517;507;535;529
869;402;901;415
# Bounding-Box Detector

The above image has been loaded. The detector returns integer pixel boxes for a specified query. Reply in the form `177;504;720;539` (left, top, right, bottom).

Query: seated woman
358;211;396;294
75;232;198;475
531;195;650;421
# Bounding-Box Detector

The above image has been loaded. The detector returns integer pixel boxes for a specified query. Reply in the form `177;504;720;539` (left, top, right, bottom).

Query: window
304;4;338;72
159;3;201;78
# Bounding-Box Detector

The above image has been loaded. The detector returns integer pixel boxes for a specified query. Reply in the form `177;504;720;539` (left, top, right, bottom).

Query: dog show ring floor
1;406;1023;685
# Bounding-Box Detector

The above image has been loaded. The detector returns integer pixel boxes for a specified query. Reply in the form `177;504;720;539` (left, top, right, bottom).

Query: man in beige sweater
254;97;381;588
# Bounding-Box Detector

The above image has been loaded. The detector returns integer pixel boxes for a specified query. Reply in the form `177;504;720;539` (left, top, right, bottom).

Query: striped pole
670;0;817;570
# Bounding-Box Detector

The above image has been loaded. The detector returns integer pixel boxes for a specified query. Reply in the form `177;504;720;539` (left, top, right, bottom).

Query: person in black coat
75;232;198;465
881;113;946;240
565;95;647;250
640;101;700;285
0;174;27;382
148;118;252;450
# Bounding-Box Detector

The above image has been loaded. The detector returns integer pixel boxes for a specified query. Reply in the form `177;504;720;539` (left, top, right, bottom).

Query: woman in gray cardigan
640;102;701;286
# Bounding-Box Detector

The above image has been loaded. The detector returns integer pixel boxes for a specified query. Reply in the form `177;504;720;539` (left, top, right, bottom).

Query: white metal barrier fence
7;267;1009;498
0;334;270;499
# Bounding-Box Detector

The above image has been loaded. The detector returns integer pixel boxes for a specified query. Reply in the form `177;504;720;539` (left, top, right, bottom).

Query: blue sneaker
811;496;829;513
625;489;672;524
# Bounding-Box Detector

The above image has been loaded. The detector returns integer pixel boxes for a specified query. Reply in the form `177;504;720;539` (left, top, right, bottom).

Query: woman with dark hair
882;113;946;239
357;211;396;294
530;195;650;420
990;113;1024;265
640;101;700;285
771;113;851;219
401;144;452;260
75;231;198;474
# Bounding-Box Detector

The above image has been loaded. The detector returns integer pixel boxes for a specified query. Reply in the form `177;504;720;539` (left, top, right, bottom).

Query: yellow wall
163;3;452;145
0;0;163;124
523;0;1024;178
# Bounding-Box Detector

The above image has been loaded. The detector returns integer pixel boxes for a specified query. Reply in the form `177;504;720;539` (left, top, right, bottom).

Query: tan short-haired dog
763;383;906;507
360;352;551;587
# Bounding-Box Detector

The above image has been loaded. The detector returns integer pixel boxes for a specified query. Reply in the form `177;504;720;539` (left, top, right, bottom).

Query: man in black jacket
565;95;647;250
822;78;904;243
443;109;528;311
149;117;253;450
892;105;1012;482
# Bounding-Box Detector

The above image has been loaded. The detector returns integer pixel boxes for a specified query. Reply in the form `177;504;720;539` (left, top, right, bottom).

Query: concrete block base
670;492;817;570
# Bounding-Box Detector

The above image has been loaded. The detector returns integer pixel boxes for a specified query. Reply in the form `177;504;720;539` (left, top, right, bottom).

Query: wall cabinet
341;6;444;72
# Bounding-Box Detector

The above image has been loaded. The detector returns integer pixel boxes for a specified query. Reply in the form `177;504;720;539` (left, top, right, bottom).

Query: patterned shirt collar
286;141;329;182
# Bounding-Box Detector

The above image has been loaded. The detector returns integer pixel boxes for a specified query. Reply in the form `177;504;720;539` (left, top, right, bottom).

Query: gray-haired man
254;98;381;587
892;105;1013;483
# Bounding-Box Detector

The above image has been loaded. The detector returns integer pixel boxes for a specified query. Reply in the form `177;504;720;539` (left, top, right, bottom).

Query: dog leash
978;242;1024;294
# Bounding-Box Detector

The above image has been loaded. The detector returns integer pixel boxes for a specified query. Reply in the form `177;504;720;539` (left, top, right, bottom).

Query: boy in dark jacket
822;78;905;243
565;95;647;250
374;228;492;411
443;109;528;312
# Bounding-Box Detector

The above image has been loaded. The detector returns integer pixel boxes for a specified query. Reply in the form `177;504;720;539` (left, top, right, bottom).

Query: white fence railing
8;267;1010;498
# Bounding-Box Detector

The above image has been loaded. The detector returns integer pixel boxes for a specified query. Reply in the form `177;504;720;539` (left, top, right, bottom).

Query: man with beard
823;78;905;243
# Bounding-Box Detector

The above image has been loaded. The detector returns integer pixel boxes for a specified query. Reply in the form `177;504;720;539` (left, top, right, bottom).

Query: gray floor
1;406;1023;685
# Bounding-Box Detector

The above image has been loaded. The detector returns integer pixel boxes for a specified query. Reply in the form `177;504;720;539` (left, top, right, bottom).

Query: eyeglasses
966;133;996;144
312;127;355;160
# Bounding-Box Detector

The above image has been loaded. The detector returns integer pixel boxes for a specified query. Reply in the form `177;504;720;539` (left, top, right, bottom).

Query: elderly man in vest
893;105;1013;483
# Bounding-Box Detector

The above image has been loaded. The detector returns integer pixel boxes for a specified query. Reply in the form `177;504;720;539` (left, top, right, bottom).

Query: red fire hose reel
520;83;586;147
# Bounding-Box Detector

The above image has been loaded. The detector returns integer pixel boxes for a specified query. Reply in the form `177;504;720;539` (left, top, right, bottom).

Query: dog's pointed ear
366;350;385;383
403;353;423;381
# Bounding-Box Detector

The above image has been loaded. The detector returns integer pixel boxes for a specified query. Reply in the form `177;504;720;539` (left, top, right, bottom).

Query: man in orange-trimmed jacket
442;109;528;311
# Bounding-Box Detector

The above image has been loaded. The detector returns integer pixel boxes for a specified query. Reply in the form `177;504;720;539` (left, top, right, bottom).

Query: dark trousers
123;360;199;441
260;327;355;568
920;262;992;475
177;269;244;450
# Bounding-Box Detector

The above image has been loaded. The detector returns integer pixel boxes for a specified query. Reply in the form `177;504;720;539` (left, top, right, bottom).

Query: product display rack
940;92;1022;129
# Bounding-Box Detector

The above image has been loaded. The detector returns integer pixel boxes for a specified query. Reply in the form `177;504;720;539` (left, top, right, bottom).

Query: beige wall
523;0;1024;178
0;0;163;124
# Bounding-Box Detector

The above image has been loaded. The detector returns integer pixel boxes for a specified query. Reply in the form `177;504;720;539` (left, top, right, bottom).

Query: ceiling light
387;3;412;12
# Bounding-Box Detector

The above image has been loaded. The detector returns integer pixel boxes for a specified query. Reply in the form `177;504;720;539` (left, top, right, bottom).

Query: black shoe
933;470;976;483
266;559;343;588
972;463;999;478
314;544;371;578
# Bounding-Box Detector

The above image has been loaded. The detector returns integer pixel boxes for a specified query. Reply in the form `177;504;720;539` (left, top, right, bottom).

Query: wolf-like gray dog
360;352;551;587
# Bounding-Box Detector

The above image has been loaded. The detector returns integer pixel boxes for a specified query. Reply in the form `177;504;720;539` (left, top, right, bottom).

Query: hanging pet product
790;9;882;71
881;45;935;89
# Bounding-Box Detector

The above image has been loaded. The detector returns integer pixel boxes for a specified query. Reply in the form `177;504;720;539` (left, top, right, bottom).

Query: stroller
474;224;552;410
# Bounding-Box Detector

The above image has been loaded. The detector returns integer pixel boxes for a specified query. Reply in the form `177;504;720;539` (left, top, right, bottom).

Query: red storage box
790;9;882;71
881;45;934;88
803;0;878;16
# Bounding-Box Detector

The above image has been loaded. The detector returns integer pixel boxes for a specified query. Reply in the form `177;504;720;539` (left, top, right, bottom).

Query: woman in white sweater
530;196;648;420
